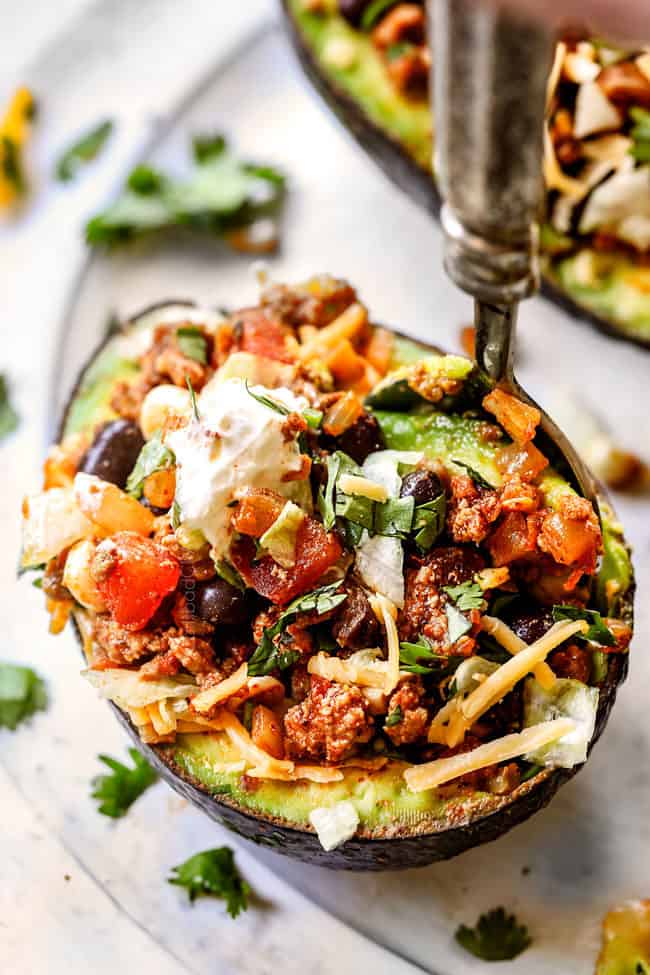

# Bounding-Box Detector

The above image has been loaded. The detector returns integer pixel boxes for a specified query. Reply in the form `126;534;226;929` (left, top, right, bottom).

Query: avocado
62;302;633;869
282;0;650;348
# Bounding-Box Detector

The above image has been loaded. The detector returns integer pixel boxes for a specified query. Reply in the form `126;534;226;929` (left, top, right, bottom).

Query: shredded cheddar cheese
191;663;249;714
338;474;389;503
481;615;556;691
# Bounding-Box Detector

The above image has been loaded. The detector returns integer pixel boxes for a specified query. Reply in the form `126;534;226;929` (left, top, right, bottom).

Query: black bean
399;469;443;506
506;604;554;645
323;411;385;465
79;420;145;489
196;579;249;627
338;0;371;27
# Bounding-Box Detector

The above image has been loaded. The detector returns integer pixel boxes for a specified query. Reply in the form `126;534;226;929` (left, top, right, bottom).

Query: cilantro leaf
168;846;250;917
446;604;472;645
374;496;414;538
385;705;403;727
452;459;496;490
317;451;360;532
552;604;615;647
0;374;19;441
412;494;446;550
91;748;158;818
215;559;246;592
444;580;487;612
85;136;285;249
126;432;175;499
399;635;442;674
630;107;650;163
248;582;347;677
0;663;47;730
244;380;290;416
455;907;532;961
56;119;113;182
176;325;208;364
302;407;323;430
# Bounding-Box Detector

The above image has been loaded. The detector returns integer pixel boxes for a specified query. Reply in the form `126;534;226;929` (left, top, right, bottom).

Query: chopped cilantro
186;376;200;421
0;663;47;730
452;459;496;490
446;604;472;645
215;559;246;592
455;907;532;961
552;605;615;647
171;499;181;529
91;747;157;818
412;494;446;550
385;706;403;727
176;325;207;364
302;407;323;430
373;496;414;538
399;635;443;674
55;119;113;182
336;491;375;531
0;374;19;441
192;133;226;163
168;846;250;917
444;580;487;612
127;164;165;195
244;380;290;416
630;107;650;163
248;581;347;677
317;450;360;532
361;0;399;30
126;432;175;499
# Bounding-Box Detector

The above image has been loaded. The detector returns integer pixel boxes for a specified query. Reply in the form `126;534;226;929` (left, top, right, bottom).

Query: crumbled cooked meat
408;361;464;404
156;529;217;583
447;474;502;544
283;676;373;762
548;642;591;683
290;660;311;703
171;591;215;637
260;277;357;330
93;616;215;673
138;650;181;679
111;323;212;420
281;412;308;443
399;546;485;647
385;677;429;746
331;584;379;652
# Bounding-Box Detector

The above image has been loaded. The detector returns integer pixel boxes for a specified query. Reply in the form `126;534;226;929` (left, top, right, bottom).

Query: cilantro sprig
91;748;158;818
552;605;615;647
444;580;487;613
385;706;403;727
455;907;532;961
126;432;175;499
452;459;496;490
399;636;461;678
248;581;347;677
176;325;208;364
168;846;250;917
56;119;113;182
0;663;47;730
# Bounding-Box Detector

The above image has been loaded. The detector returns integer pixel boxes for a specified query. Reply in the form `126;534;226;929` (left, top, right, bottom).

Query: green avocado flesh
66;316;632;830
287;1;650;343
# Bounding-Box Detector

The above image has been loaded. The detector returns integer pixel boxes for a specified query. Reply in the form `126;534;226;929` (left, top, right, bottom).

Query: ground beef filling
399;546;485;647
385;677;429;746
283;676;374;763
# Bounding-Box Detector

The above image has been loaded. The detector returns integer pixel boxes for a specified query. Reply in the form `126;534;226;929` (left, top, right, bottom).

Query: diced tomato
487;511;539;565
92;531;180;630
235;308;294;363
231;516;342;605
231;490;285;538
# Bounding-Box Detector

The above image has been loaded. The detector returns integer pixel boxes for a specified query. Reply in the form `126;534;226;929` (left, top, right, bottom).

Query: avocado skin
63;302;633;870
280;0;650;350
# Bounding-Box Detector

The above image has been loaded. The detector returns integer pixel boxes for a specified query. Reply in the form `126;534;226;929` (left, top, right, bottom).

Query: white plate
47;18;650;975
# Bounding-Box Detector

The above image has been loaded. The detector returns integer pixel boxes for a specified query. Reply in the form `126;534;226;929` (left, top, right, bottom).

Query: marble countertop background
2;4;649;975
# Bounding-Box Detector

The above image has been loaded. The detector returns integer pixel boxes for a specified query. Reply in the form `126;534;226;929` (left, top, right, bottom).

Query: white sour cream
168;377;310;560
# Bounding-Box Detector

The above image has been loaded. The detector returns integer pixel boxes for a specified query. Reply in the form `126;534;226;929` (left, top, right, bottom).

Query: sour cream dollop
167;377;309;560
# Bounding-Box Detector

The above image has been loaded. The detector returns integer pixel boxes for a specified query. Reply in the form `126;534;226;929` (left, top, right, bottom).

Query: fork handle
428;0;554;305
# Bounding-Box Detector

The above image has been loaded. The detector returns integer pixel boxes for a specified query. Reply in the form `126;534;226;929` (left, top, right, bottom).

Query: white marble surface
2;4;650;975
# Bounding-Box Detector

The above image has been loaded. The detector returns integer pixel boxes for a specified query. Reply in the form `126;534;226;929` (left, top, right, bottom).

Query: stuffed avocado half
23;275;632;869
283;0;650;346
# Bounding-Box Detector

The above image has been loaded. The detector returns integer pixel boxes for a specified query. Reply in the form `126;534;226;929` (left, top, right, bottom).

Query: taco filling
22;276;632;849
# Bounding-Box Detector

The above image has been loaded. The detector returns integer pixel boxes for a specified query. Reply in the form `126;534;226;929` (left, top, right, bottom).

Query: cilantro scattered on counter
176;325;208;364
0;373;19;441
452;459;496;490
552;605;616;647
168;846;250;917
248;581;347;677
126;432;175;499
0;663;47;730
85;134;285;249
455;907;532;961
444;580;487;613
91;748;158;818
629;107;650;164
445;604;472;645
55;119;113;182
385;706;403;727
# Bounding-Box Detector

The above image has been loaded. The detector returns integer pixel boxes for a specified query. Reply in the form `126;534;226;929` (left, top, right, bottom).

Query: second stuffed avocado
284;0;650;347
